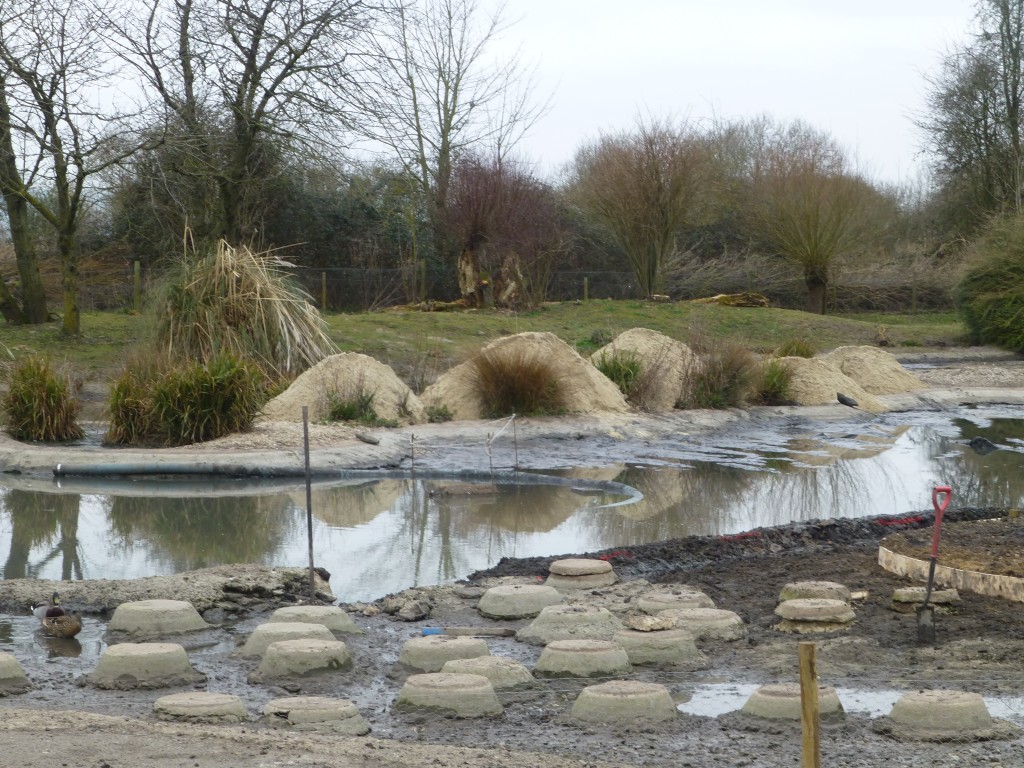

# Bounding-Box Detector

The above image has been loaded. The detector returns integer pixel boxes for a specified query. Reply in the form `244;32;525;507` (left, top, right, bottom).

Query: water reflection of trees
104;494;295;572
1;489;82;579
921;419;1024;509
297;481;404;528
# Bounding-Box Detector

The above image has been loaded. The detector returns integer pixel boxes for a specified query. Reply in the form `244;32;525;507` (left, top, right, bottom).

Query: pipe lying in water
51;462;644;511
53;462;319;479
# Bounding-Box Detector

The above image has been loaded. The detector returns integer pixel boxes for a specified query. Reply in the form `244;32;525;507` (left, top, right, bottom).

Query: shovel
916;485;952;644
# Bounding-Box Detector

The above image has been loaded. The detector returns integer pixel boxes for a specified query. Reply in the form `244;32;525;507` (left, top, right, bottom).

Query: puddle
676;682;1024;723
3;405;1024;602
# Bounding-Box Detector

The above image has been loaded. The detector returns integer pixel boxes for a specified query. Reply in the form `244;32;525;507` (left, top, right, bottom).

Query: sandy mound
821;346;926;395
261;352;425;424
591;327;700;411
420;332;629;421
780;357;886;412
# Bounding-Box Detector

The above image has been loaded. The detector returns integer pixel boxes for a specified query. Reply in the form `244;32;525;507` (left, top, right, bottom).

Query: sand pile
821;346;927;395
591;327;700;411
779;357;887;412
420;332;629;421
261;352;425;424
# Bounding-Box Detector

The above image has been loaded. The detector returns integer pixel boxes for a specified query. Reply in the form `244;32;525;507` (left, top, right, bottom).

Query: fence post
799;641;821;768
321;271;327;310
583;276;589;302
133;260;142;313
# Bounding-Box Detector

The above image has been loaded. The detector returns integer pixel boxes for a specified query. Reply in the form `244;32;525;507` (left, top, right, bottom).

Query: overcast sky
495;0;979;183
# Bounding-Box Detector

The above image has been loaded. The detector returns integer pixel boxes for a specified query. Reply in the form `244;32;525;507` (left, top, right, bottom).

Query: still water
2;404;1023;602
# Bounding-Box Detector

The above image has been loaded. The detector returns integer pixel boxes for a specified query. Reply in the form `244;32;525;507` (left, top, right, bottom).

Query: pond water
2;404;1024;602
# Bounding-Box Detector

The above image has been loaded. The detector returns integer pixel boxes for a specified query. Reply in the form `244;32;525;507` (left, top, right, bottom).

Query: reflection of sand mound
780;357;886;412
433;483;579;534
784;427;910;468
262;353;425;424
591;328;700;411
821;346;926;395
297;480;405;527
420;332;629;421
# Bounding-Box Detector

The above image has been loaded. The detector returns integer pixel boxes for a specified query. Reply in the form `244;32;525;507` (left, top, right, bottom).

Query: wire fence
47;261;957;315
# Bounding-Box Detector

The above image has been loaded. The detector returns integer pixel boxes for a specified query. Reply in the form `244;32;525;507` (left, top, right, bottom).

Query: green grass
0;305;967;415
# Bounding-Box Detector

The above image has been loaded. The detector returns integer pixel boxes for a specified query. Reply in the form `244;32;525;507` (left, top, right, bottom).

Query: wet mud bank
468;505;1008;585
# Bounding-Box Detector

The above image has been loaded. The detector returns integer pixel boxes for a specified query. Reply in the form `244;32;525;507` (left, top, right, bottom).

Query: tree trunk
806;273;828;315
0;83;47;324
59;229;80;336
0;279;25;324
457;245;482;307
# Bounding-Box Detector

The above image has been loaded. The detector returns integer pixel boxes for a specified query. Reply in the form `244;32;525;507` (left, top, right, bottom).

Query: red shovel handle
930;486;952;558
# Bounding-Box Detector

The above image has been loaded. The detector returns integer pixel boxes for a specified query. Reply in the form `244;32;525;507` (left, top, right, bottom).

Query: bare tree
110;0;370;245
356;0;544;299
747;121;878;315
0;0;152;334
919;0;1024;231
569;118;712;299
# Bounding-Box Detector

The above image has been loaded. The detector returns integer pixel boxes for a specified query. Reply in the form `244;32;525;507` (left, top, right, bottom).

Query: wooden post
799;641;821;768
583;276;589;302
133;260;142;313
302;406;316;601
321;271;327;310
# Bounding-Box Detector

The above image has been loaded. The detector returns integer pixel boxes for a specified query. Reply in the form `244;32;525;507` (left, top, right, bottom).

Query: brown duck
30;591;83;639
41;611;82;639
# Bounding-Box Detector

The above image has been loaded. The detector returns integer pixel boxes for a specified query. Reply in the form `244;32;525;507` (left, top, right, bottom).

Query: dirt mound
821;346;926;395
420;332;629;421
591;327;699;411
261;352;425;424
780;356;886;412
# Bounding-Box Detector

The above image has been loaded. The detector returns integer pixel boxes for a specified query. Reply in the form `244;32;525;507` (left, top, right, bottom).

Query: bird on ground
31;591;64;621
40;611;83;639
837;393;859;408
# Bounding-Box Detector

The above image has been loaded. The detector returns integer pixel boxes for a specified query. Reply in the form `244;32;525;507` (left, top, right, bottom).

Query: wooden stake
302;406;316;601
799;641;821;768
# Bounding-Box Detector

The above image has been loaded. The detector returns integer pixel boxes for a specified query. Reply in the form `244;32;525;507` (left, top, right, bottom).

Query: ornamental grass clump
750;358;795;406
469;347;566;418
593;350;642;398
680;344;757;409
105;353;267;446
772;337;816;358
151;239;337;379
2;356;84;442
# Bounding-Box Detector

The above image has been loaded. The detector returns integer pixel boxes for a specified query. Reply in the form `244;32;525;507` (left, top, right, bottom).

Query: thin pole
410;433;416;475
302;406;316;601
799;641;821;768
512;414;519;472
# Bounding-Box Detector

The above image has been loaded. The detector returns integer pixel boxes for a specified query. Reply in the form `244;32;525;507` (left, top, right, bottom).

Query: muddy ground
1;350;1024;767
2;509;1024;767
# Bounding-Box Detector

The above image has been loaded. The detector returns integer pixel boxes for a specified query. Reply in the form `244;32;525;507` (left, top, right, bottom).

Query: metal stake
302;406;315;601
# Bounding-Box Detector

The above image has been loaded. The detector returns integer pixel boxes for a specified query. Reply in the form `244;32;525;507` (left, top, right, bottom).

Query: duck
40;611;82;639
31;591;64;621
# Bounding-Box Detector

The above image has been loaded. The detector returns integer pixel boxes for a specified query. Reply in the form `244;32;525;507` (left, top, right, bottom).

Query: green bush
105;354;267;446
2;356;84;442
680;344;757;409
772;337;816;358
325;388;397;427
470;348;565;418
957;216;1024;351
426;404;453;423
594;351;642;397
751;358;794;405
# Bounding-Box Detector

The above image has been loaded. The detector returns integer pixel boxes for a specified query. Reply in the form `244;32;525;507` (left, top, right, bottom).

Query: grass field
0;302;966;392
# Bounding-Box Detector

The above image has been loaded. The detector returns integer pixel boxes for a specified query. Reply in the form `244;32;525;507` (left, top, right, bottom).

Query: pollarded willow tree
746;120;879;315
569;118;712;299
109;0;371;247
